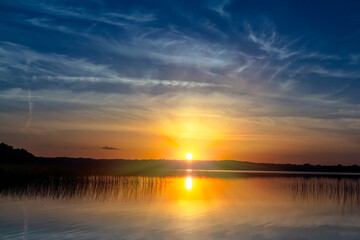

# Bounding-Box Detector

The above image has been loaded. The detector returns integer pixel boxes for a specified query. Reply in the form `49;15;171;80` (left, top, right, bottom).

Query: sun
186;152;192;160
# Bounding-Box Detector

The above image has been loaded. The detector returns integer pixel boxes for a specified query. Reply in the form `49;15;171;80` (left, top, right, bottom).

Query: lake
1;170;360;239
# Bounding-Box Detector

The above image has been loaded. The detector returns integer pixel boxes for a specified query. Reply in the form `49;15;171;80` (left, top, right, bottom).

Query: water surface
1;171;360;239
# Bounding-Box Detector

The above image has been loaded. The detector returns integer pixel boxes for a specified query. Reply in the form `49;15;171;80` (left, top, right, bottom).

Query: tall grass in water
286;177;360;211
0;176;167;201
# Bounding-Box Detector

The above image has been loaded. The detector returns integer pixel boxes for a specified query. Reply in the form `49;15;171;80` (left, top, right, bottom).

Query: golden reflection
185;176;192;190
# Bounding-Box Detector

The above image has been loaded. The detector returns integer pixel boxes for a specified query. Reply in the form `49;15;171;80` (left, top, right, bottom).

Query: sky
1;0;360;164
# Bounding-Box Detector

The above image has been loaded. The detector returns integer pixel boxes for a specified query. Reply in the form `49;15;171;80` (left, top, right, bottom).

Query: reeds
285;177;360;211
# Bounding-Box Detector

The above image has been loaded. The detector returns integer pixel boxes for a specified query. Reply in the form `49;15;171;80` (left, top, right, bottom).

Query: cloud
208;0;231;17
102;29;238;69
246;23;299;60
21;89;33;131
301;52;342;60
22;1;156;26
102;146;119;150
280;79;297;92
104;12;156;23
0;41;228;95
309;66;360;78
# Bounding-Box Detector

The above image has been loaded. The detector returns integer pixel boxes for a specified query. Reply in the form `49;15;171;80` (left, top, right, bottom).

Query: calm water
1;171;360;239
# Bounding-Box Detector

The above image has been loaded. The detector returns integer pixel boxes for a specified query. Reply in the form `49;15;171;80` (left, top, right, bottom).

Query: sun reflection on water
185;176;192;190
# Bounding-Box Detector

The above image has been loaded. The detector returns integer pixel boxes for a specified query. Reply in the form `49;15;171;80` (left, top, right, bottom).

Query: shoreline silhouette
1;142;360;177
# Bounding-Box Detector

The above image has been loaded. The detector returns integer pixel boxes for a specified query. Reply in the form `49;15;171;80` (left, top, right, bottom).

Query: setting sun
186;153;192;160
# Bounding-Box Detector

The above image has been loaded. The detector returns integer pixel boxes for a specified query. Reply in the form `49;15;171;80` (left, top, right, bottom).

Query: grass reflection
285;177;360;211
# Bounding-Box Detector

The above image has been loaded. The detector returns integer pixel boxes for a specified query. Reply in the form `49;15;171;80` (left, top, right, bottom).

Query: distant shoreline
1;143;360;175
177;169;360;175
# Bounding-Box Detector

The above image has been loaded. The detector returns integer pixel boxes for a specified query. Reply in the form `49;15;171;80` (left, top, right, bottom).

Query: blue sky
1;0;360;163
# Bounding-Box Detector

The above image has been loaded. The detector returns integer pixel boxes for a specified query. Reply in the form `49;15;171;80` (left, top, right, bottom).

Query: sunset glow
0;1;360;165
1;1;360;240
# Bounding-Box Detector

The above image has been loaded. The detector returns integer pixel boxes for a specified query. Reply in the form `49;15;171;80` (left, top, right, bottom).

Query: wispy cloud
309;66;360;78
0;42;227;94
21;89;33;132
280;79;297;92
208;0;231;17
246;23;299;60
102;146;119;150
103;29;238;69
104;12;156;23
29;2;156;26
